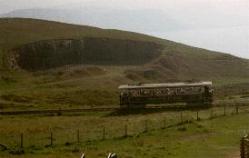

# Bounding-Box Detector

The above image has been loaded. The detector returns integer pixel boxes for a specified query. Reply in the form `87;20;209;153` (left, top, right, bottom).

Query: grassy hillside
0;18;164;49
0;18;249;109
0;18;248;71
0;18;164;68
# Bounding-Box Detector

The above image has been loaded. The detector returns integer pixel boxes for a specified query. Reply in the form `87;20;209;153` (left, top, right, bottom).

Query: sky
0;0;248;58
1;0;248;16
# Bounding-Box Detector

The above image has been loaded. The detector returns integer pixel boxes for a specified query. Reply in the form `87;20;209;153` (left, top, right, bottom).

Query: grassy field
1;70;249;111
1;105;249;158
1;64;249;111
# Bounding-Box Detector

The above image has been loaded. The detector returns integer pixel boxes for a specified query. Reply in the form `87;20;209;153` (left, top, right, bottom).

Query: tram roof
118;81;212;89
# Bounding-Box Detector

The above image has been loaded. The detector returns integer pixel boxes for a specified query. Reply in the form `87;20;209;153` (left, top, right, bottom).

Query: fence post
196;111;200;121
241;137;245;158
162;118;166;129
77;129;80;144
50;130;53;146
246;138;249;158
210;109;213;119
144;120;148;132
124;124;128;137
223;105;226;116
180;112;183;123
236;105;239;114
102;127;106;140
20;133;23;148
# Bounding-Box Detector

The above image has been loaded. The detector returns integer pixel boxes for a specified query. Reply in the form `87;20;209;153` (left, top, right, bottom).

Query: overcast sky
0;0;248;58
0;0;248;11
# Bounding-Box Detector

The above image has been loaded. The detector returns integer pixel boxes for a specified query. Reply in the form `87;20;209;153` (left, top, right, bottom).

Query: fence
241;135;249;158
1;105;249;153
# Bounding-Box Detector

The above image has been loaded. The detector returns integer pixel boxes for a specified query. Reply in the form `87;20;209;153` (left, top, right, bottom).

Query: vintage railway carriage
118;81;213;108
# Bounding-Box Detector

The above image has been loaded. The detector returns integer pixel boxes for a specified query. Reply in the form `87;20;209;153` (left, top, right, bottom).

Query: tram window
180;88;186;94
185;87;194;94
198;87;202;92
166;88;170;95
167;88;174;95
161;88;168;95
186;87;192;91
200;87;205;92
190;87;203;93
155;89;163;96
141;89;151;96
129;89;140;97
120;91;127;96
170;88;177;95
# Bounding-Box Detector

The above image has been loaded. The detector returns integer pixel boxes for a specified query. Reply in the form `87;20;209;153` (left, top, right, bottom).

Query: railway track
0;101;248;116
0;105;189;115
0;107;119;115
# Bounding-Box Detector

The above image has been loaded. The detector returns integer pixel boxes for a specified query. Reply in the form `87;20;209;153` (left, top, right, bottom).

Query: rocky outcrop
8;37;162;71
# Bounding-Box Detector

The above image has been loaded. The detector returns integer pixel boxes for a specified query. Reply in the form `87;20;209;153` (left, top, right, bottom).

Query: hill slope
0;18;166;70
0;18;249;109
0;18;164;49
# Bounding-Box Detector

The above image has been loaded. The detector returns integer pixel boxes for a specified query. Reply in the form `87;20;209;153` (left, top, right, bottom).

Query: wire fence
1;105;249;153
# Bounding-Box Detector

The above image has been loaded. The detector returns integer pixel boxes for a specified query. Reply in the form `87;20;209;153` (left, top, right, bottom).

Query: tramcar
118;81;213;108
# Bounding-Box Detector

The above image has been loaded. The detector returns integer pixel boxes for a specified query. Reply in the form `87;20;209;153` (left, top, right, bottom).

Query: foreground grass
1;106;249;158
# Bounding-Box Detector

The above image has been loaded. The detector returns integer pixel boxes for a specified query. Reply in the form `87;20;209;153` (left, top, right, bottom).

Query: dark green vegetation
0;17;249;110
13;38;162;70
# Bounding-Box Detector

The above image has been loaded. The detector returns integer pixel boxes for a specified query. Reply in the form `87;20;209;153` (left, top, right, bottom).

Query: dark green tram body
118;82;213;108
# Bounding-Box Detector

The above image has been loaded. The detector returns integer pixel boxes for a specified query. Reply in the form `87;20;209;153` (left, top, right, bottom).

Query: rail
0;102;247;116
0;107;119;115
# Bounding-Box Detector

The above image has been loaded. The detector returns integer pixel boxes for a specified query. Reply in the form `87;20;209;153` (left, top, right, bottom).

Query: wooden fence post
124;124;128;137
102;127;106;140
240;135;249;158
223;105;226;116
162;118;166;129
50;130;53;146
144;120;148;132
20;133;23;148
196;111;200;121
241;137;245;158
180;112;183;123
246;139;249;158
236;105;239;114
77;129;80;144
210;109;213;119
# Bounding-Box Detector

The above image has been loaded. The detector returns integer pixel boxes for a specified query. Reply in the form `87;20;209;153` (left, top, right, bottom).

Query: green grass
1;106;249;158
0;65;127;110
0;66;248;110
0;18;163;50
